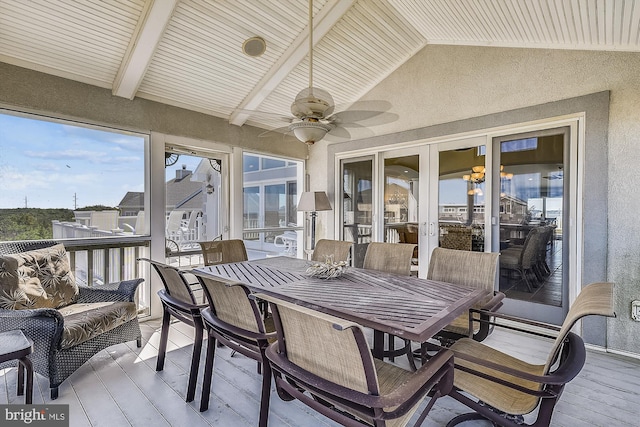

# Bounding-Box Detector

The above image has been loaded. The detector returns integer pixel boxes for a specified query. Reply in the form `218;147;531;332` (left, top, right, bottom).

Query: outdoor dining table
193;256;490;360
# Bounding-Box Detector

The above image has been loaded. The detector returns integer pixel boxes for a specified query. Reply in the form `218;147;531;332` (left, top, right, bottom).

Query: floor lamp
297;191;332;250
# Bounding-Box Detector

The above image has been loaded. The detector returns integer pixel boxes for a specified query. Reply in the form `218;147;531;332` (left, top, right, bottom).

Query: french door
340;122;576;325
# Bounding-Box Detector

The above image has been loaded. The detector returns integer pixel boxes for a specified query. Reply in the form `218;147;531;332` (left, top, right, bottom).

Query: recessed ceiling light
242;37;266;57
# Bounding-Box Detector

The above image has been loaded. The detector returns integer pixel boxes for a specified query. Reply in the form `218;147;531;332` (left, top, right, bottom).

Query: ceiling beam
112;0;178;99
229;0;354;127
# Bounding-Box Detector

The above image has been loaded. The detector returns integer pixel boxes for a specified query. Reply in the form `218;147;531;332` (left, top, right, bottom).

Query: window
0;111;146;241
242;153;302;258
0;111;149;313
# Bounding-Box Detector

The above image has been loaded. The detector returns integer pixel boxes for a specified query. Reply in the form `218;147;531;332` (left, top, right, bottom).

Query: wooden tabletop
193;257;488;342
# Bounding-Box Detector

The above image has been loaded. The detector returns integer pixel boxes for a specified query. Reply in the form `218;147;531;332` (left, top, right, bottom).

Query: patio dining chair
445;281;615;427
363;242;418;369
500;227;542;292
191;271;276;427
413;248;502;364
139;258;206;402
311;239;352;263
423;248;502;346
260;293;454;427
199;239;248;266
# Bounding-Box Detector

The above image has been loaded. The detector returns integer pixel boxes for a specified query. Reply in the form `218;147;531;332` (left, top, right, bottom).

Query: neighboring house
117;192;144;216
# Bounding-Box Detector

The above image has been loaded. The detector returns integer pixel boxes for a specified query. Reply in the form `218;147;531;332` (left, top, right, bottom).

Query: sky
0;112;199;209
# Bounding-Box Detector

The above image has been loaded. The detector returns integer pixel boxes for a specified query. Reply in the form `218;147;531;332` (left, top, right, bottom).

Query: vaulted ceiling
2;0;639;141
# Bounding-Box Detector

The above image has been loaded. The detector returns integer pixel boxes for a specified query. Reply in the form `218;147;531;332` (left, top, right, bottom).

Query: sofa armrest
0;307;64;353
76;278;144;303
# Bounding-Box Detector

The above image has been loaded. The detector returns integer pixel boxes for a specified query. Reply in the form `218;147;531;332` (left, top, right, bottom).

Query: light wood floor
2;318;639;427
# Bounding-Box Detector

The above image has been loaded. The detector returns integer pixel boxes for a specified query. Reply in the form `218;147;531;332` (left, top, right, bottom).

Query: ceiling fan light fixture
291;87;334;119
289;120;333;145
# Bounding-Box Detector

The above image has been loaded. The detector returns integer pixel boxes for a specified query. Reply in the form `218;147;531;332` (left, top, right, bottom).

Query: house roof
117;192;144;211
1;1;637;142
165;169;204;211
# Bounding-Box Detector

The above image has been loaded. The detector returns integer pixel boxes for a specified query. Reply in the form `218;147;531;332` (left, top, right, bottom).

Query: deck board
1;318;638;426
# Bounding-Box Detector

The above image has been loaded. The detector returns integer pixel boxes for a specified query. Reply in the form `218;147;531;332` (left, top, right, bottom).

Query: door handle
421;222;428;236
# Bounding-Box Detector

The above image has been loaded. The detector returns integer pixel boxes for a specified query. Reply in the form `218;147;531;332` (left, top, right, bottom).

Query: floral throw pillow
0;243;79;310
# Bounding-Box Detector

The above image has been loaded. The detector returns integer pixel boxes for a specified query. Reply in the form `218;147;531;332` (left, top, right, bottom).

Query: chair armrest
480;291;505;312
158;290;207;315
0;307;64;348
453;333;586;390
76;278;144;303
376;348;454;409
469;307;561;340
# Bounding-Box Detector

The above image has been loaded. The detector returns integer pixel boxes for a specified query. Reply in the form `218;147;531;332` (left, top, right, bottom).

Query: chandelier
463;165;513;196
463;165;513;184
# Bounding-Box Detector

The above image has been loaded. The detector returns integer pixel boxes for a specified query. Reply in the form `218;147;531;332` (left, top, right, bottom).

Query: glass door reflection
438;146;486;253
383;155;419;274
341;157;374;267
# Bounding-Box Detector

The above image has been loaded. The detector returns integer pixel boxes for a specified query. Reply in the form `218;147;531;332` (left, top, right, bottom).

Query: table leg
373;330;385;359
18;357;33;404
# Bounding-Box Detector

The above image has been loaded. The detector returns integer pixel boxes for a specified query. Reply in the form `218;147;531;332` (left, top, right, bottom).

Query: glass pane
262;158;286;169
243;155;259;172
243;186;260;240
264;184;286;227
383;155;419;271
438;146;486;252
341;158;373;267
499;133;564;306
242;153;302;259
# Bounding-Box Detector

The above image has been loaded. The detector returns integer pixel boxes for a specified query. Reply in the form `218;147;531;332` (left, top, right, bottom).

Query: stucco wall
0;62;308;159
310;45;640;355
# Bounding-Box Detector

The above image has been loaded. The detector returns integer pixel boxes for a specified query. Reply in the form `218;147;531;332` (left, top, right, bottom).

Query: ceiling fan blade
324;124;375;142
329;111;399;127
327;126;351;139
332;100;393;114
258;126;291;137
258;126;299;144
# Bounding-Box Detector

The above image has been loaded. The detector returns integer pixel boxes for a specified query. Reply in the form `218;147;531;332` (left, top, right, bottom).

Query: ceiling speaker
242;37;266;57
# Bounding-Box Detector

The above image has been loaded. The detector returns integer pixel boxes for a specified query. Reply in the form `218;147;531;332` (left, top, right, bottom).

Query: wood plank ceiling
1;0;639;139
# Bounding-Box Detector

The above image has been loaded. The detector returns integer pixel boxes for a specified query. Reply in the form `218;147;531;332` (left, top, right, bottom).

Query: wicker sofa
0;240;143;399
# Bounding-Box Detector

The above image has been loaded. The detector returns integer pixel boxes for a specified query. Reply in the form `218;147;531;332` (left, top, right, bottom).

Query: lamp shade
297;191;332;212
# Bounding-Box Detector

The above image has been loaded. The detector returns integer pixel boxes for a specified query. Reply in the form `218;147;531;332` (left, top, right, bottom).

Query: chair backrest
363;242;416;276
142;258;197;305
537;225;554;259
194;273;266;334
311;239;352;263
441;225;473;251
199;239;248;266
166;210;186;235
428;247;499;293
519;227;542;269
133;211;147;235
544;282;615;372
89;210;119;231
260;293;378;395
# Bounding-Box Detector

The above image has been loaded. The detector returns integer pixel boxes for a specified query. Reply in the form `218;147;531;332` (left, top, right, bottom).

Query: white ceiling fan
256;0;397;145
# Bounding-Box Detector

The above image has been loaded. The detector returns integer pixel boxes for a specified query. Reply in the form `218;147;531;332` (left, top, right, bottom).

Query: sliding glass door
491;127;570;324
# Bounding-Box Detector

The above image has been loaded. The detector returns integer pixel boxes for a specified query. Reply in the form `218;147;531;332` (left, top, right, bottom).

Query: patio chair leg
200;333;217;412
156;309;171;371
186;324;204;402
258;356;272;427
